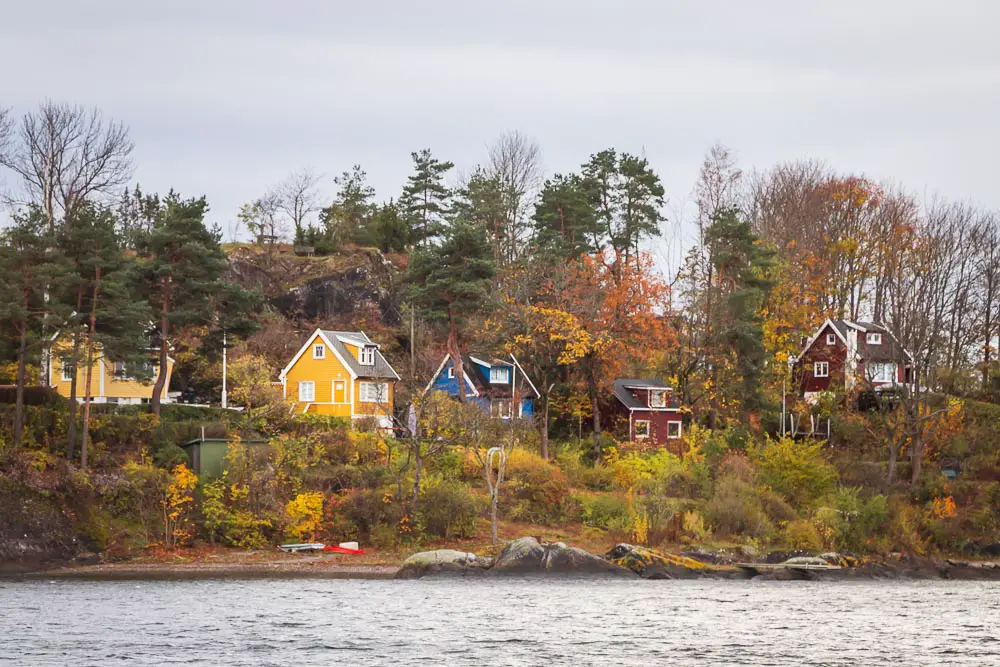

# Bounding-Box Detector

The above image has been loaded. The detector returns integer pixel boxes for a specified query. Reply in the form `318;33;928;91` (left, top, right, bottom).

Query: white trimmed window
360;381;389;403
867;333;882;345
668;421;682;439
494;399;512;419
814;361;829;378
490;367;510;383
826;333;836;345
634;420;651;439
312;343;325;359
649;389;667;408
359;346;376;366
446;366;455;379
870;362;896;383
298;381;315;402
61;359;74;382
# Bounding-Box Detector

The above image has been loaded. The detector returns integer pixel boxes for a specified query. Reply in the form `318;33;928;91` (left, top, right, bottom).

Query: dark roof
816;320;909;363
612;378;672;409
321;330;400;380
462;353;537;399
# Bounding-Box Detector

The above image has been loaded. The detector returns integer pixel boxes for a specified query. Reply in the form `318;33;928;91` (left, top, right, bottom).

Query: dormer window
490;367;510;383
649;389;667;408
826;334;836;346
867;333;882;345
359;345;376;366
312;344;325;359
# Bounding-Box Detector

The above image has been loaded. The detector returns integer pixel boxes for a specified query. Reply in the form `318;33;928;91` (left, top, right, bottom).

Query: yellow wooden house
279;329;399;427
49;333;175;405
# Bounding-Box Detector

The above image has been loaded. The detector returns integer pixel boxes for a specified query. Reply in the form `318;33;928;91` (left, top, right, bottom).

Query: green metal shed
181;434;268;478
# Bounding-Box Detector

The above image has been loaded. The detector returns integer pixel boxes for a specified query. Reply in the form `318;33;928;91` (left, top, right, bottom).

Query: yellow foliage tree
285;491;325;542
163;463;198;549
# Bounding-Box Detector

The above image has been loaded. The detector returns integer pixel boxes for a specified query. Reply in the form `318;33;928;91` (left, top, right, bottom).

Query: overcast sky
2;0;998;267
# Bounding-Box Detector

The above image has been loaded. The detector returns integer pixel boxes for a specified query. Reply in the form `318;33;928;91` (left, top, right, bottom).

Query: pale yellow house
50;333;175;405
279;329;399;428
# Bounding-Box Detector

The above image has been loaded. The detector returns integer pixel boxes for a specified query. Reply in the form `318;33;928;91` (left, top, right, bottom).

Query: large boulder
492;537;634;576
395;549;492;579
606;543;710;579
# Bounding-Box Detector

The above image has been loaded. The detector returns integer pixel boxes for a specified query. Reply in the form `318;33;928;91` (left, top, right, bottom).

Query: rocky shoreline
7;537;1000;582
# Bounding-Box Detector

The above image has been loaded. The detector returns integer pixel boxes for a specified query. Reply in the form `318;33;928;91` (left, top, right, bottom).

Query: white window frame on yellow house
359;381;389;404
359;345;376;366
312;343;326;359
298;381;315;402
61;358;74;382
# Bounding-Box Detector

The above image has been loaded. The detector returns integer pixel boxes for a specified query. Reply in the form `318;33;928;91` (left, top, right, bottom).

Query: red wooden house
794;319;912;402
611;379;683;447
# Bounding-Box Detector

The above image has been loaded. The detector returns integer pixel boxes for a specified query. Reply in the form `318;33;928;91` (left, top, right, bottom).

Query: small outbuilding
610;378;683;448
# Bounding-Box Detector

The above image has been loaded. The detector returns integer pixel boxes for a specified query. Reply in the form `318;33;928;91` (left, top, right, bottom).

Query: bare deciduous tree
0;101;134;231
274;168;321;243
485;130;543;265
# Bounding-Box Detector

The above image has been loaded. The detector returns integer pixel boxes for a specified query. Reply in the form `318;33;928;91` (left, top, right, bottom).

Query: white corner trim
279;329;358;381
509;354;540;398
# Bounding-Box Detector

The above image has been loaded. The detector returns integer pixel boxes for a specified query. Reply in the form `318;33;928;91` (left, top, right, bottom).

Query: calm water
2;577;998;666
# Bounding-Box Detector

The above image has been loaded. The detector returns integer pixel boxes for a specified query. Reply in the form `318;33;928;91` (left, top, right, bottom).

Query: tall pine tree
400;149;454;247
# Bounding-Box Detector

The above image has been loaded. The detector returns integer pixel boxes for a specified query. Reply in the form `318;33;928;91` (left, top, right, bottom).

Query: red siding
630;410;683;451
796;323;847;393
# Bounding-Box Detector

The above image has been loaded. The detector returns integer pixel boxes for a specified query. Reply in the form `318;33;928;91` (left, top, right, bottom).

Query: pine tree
319;165;375;248
406;220;494;401
400;149;454;247
140;195;230;415
532;173;600;261
0;209;71;449
367;200;408;253
581;149;665;276
451;170;506;267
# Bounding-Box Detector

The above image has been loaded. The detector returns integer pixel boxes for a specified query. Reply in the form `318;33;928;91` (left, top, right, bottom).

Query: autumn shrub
163;463;198;548
285;491;325;542
704;473;774;541
501;449;570;524
755;437;837;508
201;478;273;549
555;449;613;491
417;479;480;539
782;519;825;551
342;487;404;543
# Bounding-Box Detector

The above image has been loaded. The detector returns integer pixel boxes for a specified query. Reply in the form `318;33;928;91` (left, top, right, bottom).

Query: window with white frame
649;389;667;408
634;420;651;439
359;346;376;366
446;366;455;379
312;343;325;359
494;399;512;419
814;361;829;378
826;333;836;345
298;381;315;402
869;362;896;383
61;358;74;382
490;366;510;383
867;333;882;345
359;381;388;403
668;421;682;439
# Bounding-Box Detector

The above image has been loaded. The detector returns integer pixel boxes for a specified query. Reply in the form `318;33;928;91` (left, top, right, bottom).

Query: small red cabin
610;378;683;448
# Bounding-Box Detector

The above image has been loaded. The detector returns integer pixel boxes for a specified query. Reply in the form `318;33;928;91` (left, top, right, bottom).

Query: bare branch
0;101;135;229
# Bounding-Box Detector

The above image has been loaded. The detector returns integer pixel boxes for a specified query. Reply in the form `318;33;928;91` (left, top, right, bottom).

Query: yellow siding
284;333;395;421
52;344;173;402
284;334;353;412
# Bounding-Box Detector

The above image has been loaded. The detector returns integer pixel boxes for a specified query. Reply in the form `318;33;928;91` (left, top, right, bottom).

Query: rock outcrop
492;538;634;576
395;549;493;579
606;543;710;579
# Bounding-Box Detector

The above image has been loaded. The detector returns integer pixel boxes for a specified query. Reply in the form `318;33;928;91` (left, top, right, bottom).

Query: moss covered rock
394;549;492;579
606;543;709;579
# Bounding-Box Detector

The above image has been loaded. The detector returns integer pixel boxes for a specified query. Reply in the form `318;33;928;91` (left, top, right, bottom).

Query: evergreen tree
367;200;408;253
532;173;600;261
319;165;375;248
0;209;71;449
140;195;230;415
451;170;506;267
581;149;665;276
57;204;151;462
406;220;494;401
705;208;777;413
400;149;454;247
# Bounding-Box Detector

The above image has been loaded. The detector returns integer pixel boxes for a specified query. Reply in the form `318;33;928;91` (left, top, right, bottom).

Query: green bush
343;488;404;543
418;480;480;539
579;493;629;529
555;450;613;491
814;487;889;553
783;519;825;551
756;437;837;508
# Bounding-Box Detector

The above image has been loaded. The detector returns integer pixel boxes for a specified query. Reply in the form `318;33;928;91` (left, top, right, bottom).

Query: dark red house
794;319;912;401
611;379;683;447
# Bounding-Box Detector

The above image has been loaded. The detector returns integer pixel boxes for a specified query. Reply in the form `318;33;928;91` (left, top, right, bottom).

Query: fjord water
3;578;998;665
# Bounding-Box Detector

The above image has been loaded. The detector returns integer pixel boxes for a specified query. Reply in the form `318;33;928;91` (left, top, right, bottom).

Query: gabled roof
425;352;539;399
321;330;400;380
798;319;911;364
279;329;400;381
612;378;673;410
